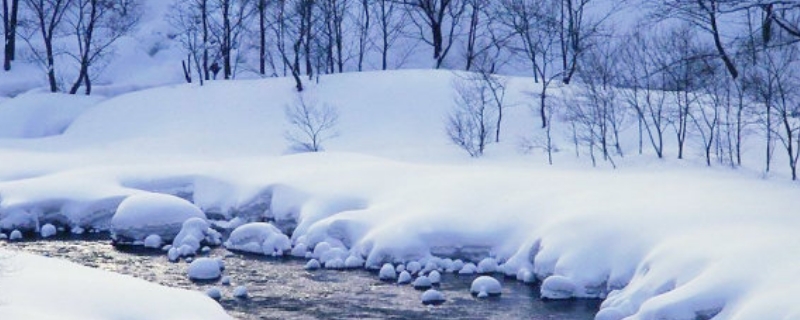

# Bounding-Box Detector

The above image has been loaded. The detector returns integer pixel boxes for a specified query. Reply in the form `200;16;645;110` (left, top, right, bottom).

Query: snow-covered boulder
221;276;232;286
233;286;248;299
187;258;223;281
451;260;465;273
541;275;576;300
470;276;502;298
516;269;536;284
110;193;206;244
40;224;57;238
458;263;477;275
379;263;397;281
428;270;441;284
344;255;365;269
9;229;22;241
305;259;322;270
172;218;221;257
144;234;163;249
477;258;498;274
406;261;422;275
325;258;345;269
224;223;291;256
397;271;412;284
206;287;222;300
290;243;308;257
413;275;432;290
421;289;446;305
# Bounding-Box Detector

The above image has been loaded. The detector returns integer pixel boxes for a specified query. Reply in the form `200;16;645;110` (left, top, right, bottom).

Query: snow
143;234;163;248
206;287;223;301
0;250;230;319
0;93;104;139
344;255;365;269
172;218;221;256
9;230;22;241
305;259;322;270
470;276;502;298
110;193;206;243
477;258;498;274
428;270;442;284
187;258;224;281
421;289;446;305
40;224;57;238
398;271;413;284
379;263;397;281
224;223;291;256
0;68;798;319
413;275;433;290
233;286;249;299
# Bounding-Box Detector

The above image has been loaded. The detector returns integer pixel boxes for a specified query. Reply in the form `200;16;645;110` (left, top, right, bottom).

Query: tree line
4;0;800;179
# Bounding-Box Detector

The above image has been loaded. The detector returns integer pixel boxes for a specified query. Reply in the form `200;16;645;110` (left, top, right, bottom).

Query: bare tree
66;0;140;95
447;73;497;157
373;0;404;70
256;0;267;75
284;93;340;152
210;0;254;79
169;0;207;85
21;0;74;92
403;0;466;68
2;0;20;71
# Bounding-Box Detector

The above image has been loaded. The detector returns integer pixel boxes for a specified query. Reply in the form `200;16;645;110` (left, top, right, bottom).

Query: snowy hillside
0;69;798;320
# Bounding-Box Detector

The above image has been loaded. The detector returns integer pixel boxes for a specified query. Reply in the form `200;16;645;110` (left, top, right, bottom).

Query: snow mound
344;255;365;269
205;287;222;301
40;224;57;238
233;286;248;299
9;230;22;241
379;263;397;281
541;275;577;300
0;93;103;138
305;259;322;270
470;276;502;298
110;193;206;244
224;222;291;256
477;258;498;274
172;218;221;257
187;258;223;281
421;289;446;305
428;270;442;284
144;234;163;248
397;271;412;284
413;275;433;290
459;263;478;275
406;261;422;275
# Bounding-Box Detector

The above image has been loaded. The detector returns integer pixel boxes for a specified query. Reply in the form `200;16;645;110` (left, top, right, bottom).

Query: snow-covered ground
0;251;230;319
0;68;799;320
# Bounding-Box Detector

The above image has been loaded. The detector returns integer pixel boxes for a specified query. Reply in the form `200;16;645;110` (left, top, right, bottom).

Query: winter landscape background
2;0;800;319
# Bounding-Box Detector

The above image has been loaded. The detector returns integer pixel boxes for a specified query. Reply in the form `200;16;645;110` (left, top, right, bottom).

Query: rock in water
110;193;206;244
413;275;433;290
40;224;57;238
477;258;498;274
9;229;22;241
397;271;412;284
206;287;222;300
428;270;441;284
541;275;576;300
305;259;322;270
143;234;163;249
379;263;397;281
187;258;223;281
421;289;446;305
470;276;502;298
233;286;248;299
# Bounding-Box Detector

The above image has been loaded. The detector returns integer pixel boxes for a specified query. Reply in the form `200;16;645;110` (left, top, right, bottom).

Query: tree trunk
202;0;209;80
259;0;266;75
3;0;19;71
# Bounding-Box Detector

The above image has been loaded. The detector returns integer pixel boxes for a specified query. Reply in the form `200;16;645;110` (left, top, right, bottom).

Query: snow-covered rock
412;275;432;290
541;275;576;300
187;258;223;281
396;264;406;273
110;193;206;244
40;224;57;238
311;242;333;259
344;255;365;269
428;270;441;284
458;263;477;275
144;234;163;249
9;229;22;241
172;218;220;256
406;261;422;275
168;247;181;262
325;258;345;269
397;271;412;284
206;287;222;300
0;233;6;240
290;243;308;257
224;222;291;256
470;276;502;298
71;227;85;235
305;259;322;270
221;276;232;286
451;260;465;273
477;258;498;274
516;269;536;284
233;286;248;299
421;289;446;305
379;263;397;281
423;261;439;273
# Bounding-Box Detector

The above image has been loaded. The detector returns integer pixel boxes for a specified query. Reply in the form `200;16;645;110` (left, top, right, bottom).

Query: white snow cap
40;224;57;238
421;289;446;305
470;276;502;298
224;222;290;256
187;258;223;281
111;193;205;243
379;263;397;281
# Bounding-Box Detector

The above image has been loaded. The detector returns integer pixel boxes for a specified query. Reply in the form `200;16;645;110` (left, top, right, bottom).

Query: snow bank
0;93;103;139
0;250;230;319
223;222;291;256
110;193;206;243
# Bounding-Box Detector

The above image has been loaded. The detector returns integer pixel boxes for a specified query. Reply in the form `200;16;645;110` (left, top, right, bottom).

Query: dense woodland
3;0;800;179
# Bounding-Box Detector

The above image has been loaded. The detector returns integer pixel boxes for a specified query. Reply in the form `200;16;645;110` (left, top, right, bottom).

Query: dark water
6;236;600;320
